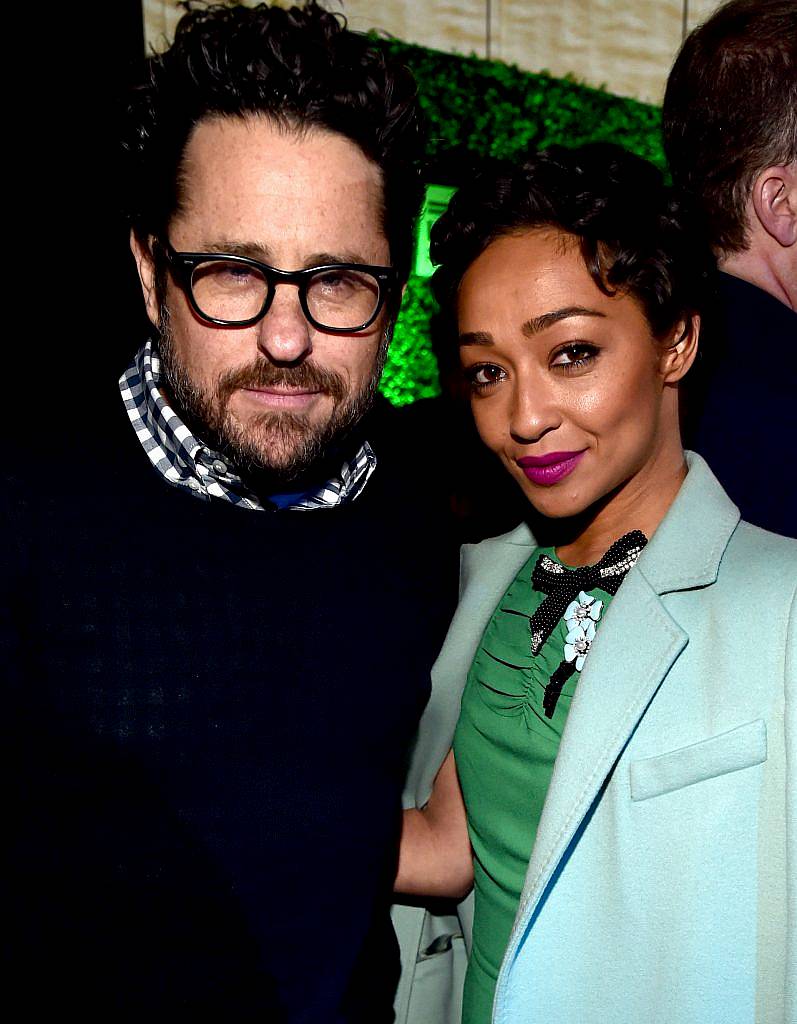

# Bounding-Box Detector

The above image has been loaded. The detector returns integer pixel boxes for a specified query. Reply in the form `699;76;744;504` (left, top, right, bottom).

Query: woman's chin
515;481;593;521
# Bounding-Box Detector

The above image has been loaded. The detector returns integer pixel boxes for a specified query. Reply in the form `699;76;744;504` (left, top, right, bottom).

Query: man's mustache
216;359;348;403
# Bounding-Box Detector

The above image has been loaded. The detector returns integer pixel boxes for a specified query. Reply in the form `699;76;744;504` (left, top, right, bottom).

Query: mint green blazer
393;453;796;1024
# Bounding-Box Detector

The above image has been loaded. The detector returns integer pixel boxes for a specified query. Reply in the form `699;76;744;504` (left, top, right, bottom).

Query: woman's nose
509;380;561;444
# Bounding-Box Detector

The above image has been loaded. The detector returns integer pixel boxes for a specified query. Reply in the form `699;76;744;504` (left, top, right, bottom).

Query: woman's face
457;228;688;521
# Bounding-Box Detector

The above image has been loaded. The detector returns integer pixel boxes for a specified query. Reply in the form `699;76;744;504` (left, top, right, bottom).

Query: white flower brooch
564;620;596;672
564;591;604;630
563;592;604;672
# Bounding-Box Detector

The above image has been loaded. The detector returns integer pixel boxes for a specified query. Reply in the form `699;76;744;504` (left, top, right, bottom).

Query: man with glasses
5;3;459;1020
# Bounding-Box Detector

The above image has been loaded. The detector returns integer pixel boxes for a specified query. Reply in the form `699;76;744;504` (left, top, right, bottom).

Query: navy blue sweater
686;273;797;538
4;399;458;1022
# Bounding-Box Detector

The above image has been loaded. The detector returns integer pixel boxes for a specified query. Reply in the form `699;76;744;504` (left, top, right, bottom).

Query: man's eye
309;269;379;303
220;264;258;283
194;261;260;287
550;343;599;371
463;363;506;390
316;270;347;289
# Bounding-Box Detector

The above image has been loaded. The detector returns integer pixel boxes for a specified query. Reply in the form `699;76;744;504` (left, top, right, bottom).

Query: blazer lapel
509;452;741;937
513;568;688;926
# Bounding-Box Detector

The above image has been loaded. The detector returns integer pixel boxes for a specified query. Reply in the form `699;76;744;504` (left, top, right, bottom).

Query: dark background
9;2;147;439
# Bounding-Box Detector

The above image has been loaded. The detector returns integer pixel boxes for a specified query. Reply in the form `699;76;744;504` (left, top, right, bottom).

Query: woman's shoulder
461;521;535;564
466;520;536;548
720;520;797;602
728;519;797;563
458;522;536;594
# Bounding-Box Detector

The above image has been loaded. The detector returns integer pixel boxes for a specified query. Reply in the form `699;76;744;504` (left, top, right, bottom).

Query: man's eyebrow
198;239;274;261
303;251;379;269
522;306;607;336
191;242;375;270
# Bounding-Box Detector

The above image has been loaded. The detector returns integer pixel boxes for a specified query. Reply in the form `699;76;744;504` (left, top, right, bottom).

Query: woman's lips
516;450;586;486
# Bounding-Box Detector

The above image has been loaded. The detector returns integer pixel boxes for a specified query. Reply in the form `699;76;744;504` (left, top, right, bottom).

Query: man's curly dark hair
431;143;713;342
122;1;425;282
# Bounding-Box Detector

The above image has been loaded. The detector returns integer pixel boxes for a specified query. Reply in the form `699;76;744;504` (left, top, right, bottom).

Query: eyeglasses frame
163;243;399;333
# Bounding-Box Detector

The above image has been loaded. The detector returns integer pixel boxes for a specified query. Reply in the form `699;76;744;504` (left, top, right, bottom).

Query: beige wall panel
142;1;701;106
493;0;684;104
144;0;488;57
142;0;174;51
686;0;725;33
143;0;182;52
339;0;489;58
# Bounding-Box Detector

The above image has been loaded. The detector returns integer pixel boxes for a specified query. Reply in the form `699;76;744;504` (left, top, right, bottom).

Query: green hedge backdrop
376;39;664;405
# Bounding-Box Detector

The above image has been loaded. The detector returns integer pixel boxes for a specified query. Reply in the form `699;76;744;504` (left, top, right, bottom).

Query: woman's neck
546;447;688;568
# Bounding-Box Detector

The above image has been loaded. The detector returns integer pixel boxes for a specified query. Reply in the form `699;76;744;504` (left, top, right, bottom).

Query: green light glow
414;183;457;279
380;273;442;407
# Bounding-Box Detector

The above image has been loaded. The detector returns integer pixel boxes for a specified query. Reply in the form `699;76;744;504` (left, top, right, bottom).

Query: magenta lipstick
516;450;586;486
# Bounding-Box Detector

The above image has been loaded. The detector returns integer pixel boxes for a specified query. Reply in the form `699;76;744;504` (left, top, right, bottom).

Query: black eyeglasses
163;243;398;333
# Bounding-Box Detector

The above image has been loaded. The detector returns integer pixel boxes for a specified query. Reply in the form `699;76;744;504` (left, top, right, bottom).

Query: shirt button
212;459;228;475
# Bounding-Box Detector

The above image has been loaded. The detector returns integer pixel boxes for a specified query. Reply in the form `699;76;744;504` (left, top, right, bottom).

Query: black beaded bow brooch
528;530;648;718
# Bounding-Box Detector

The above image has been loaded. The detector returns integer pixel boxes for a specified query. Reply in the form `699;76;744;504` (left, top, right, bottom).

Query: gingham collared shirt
119;340;377;511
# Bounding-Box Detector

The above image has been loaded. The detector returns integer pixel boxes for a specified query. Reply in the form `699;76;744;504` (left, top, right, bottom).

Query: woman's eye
463;363;506;390
550;343;599;371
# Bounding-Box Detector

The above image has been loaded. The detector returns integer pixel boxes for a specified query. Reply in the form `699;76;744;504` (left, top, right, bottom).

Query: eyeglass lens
190;261;382;328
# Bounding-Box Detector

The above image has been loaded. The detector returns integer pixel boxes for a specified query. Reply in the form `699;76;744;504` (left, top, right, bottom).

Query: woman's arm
394;749;473;900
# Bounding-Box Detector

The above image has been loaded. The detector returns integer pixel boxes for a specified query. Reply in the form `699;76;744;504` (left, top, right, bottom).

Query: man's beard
157;311;388;489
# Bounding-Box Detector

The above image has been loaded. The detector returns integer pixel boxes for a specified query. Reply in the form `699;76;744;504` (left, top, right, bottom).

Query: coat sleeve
391;528;534;1024
391;543;477;1024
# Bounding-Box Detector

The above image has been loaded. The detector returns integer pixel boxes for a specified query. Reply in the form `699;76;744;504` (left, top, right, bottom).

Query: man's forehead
172;115;389;262
182;115;384;197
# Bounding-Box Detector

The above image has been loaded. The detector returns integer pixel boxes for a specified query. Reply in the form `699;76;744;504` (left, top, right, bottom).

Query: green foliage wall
376;39;664;406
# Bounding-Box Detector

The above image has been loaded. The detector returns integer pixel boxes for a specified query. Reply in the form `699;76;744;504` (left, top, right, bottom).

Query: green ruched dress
453;546;615;1024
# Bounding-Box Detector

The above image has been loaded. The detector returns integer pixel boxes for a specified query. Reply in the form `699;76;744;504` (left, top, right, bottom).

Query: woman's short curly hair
431;143;713;340
122;1;425;281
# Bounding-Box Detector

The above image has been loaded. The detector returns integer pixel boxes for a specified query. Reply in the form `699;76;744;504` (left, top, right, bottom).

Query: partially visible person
663;0;796;537
395;144;796;1024
4;4;460;1020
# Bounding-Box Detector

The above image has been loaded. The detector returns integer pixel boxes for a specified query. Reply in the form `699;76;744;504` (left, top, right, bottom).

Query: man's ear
130;230;161;327
661;315;700;384
752;163;797;247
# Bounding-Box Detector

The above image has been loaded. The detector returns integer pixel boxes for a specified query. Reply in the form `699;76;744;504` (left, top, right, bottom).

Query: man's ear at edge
752;163;797;248
130;230;161;327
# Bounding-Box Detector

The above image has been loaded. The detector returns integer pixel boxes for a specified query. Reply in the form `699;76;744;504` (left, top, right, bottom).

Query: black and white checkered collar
119;340;377;512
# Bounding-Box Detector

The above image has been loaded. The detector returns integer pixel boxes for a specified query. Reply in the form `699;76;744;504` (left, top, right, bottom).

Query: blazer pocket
630;719;767;802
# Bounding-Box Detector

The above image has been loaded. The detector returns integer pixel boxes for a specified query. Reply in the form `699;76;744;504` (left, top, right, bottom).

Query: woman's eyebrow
522;306;606;336
458;306;607;348
458;330;494;347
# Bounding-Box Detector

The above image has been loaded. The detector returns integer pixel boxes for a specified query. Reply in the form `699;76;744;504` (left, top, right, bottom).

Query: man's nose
256;284;312;364
509;379;561;444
